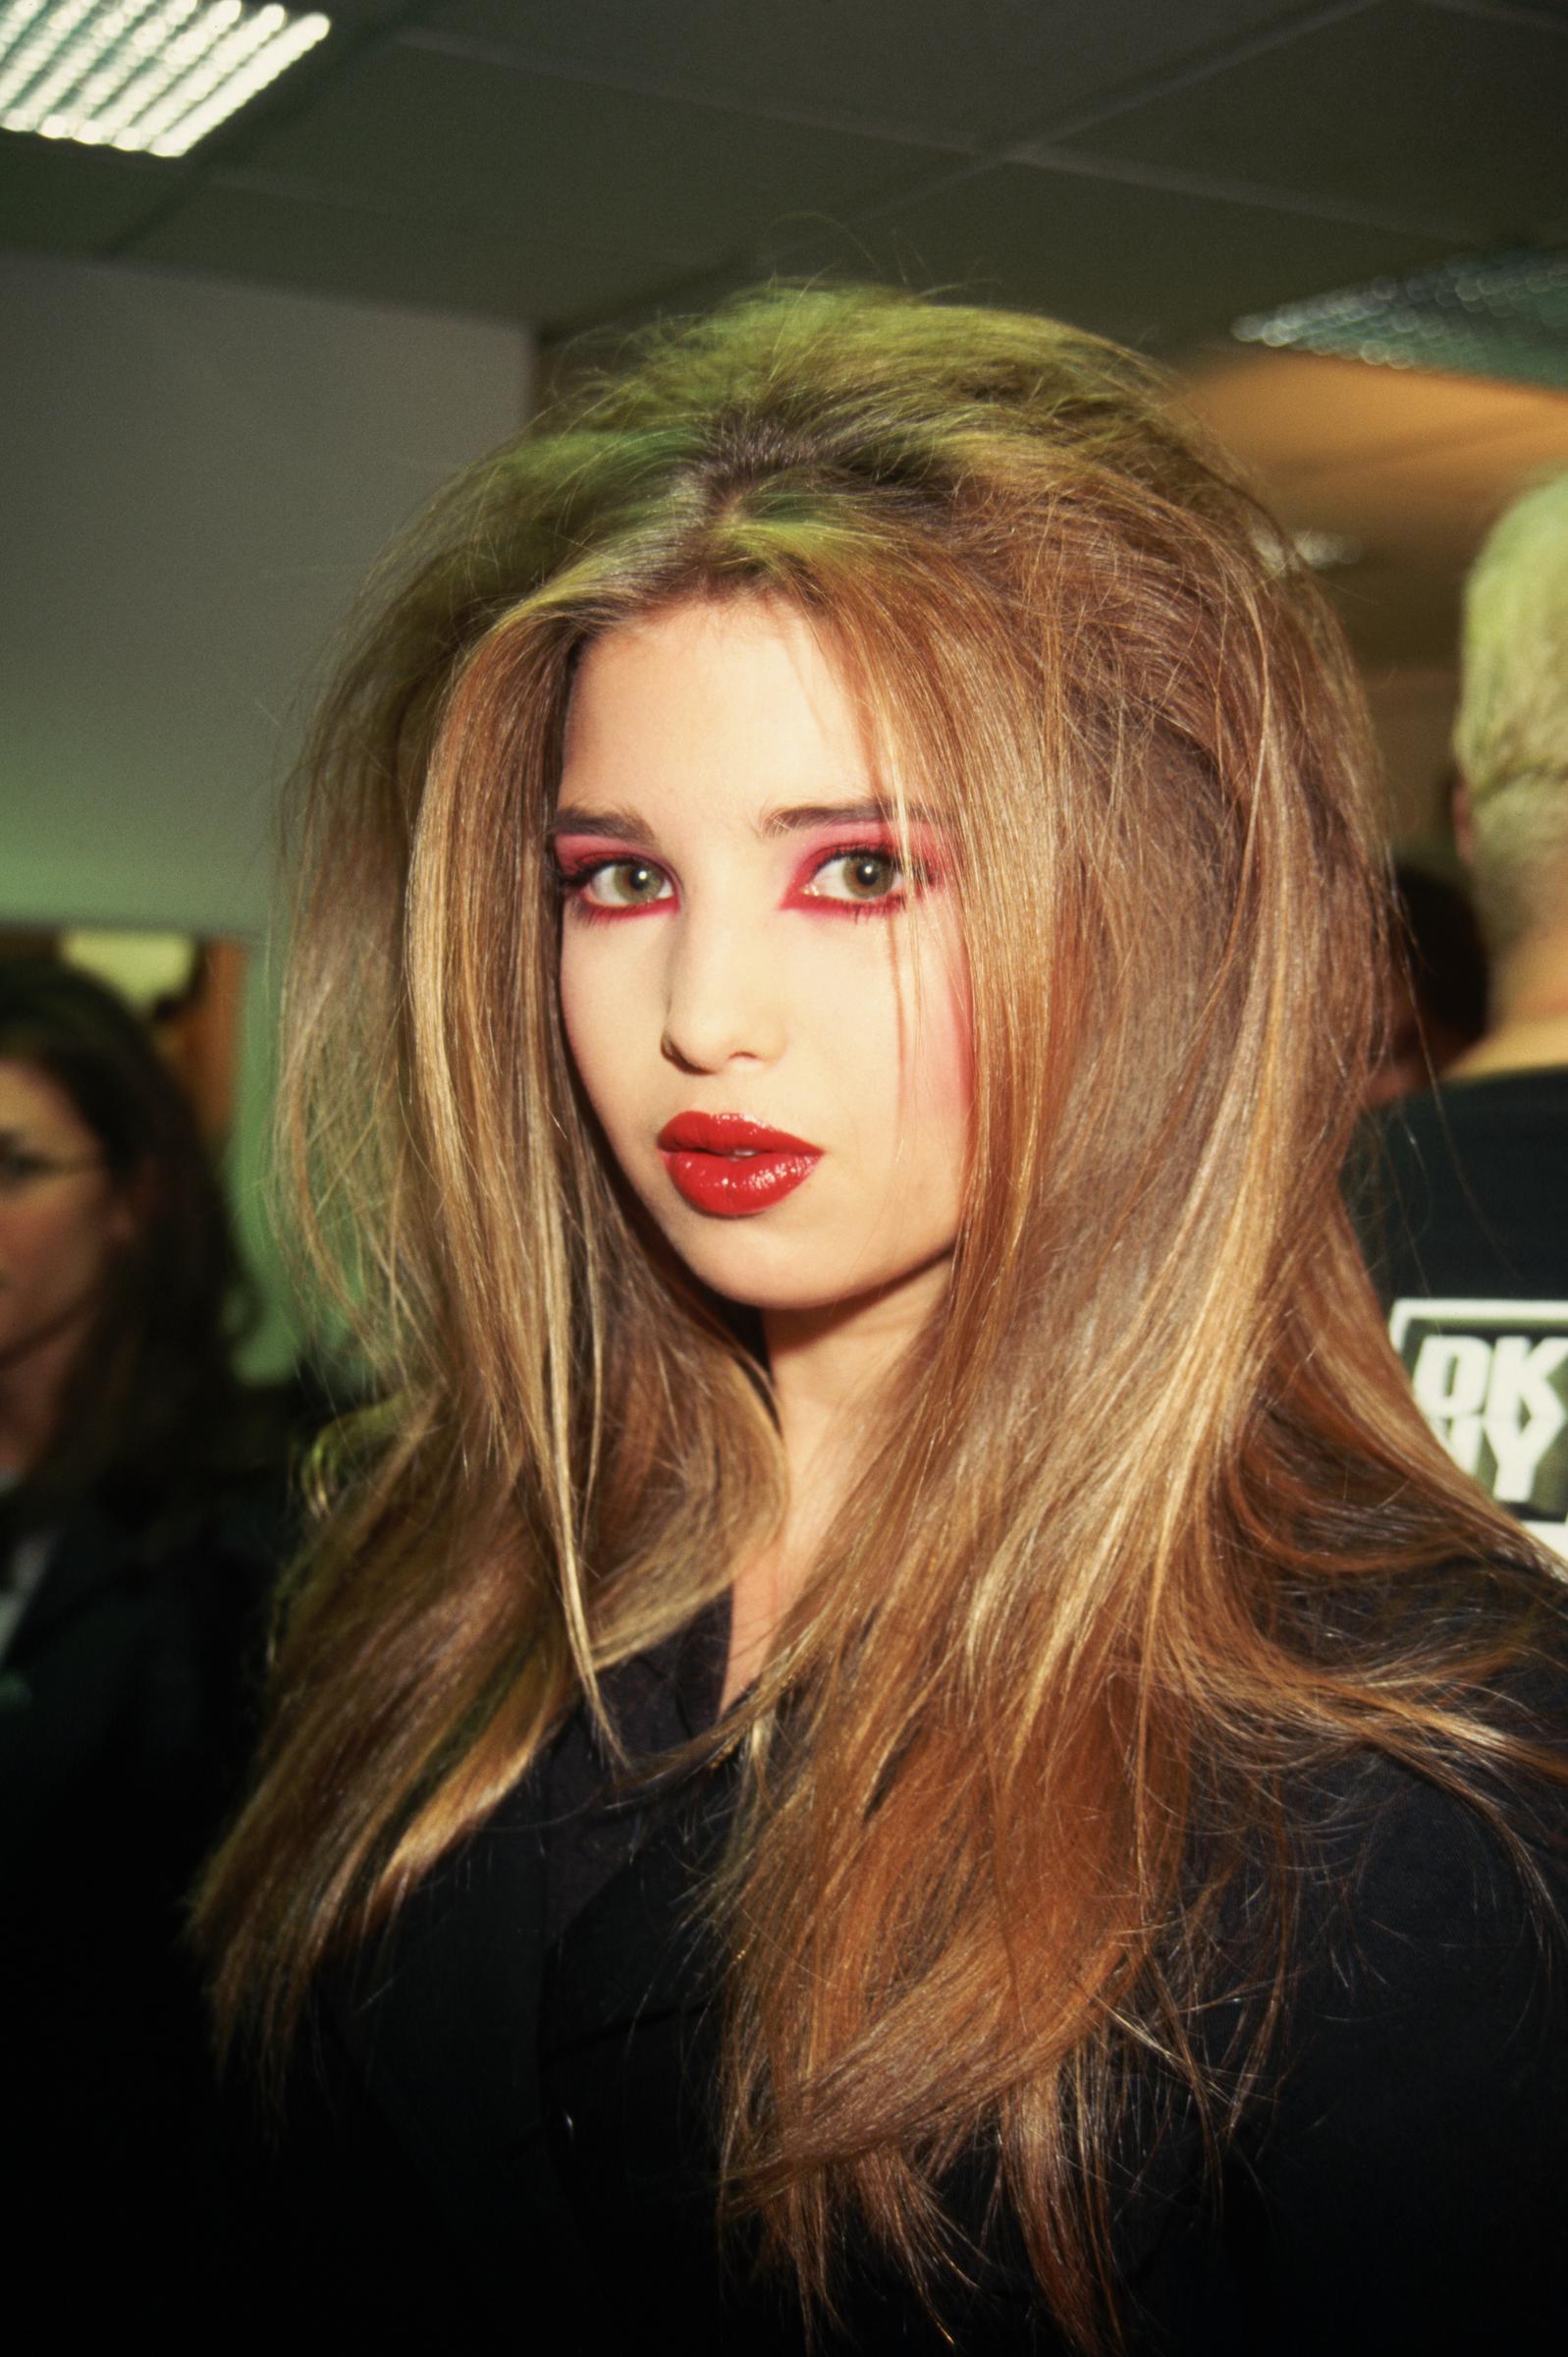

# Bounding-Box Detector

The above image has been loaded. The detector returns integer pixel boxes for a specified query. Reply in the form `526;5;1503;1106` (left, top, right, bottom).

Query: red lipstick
657;1111;822;1217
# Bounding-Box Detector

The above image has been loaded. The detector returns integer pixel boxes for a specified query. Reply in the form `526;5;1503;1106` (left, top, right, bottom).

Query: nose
660;907;785;1073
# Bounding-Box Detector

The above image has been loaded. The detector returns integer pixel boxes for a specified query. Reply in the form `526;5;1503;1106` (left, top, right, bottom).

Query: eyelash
554;844;932;925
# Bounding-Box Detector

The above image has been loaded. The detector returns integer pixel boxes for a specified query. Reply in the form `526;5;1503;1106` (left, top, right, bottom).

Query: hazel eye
581;859;673;908
809;850;903;904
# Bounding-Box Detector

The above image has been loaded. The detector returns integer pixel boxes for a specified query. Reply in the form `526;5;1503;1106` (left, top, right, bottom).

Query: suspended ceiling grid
3;0;1567;670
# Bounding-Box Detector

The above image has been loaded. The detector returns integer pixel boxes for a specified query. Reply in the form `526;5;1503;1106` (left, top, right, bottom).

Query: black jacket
249;1622;1568;2354
2;1486;280;2330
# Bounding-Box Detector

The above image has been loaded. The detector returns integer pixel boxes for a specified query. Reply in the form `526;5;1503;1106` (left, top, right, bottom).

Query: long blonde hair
198;286;1560;2349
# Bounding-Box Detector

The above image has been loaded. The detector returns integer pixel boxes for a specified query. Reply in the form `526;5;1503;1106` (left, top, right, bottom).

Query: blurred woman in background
0;957;283;2324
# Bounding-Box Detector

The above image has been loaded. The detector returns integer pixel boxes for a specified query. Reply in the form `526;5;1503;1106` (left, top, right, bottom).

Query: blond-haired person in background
1376;473;1568;1564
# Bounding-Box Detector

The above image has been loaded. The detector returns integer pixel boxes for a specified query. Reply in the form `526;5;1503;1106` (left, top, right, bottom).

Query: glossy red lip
658;1112;819;1155
657;1111;823;1218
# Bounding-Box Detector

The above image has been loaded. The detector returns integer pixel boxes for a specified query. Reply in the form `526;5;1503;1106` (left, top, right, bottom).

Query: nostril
660;1029;707;1074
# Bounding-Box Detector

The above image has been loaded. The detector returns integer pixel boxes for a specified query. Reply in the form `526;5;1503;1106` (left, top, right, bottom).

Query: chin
665;1234;843;1309
672;1231;941;1321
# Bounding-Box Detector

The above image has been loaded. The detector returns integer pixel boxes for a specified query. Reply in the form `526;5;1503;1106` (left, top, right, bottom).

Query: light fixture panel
0;0;330;158
1233;249;1568;394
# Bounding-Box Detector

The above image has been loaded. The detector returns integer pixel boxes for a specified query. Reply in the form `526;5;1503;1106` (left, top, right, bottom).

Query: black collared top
262;1588;1568;2355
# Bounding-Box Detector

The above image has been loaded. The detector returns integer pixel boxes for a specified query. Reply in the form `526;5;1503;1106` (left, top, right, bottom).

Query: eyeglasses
0;1143;107;1199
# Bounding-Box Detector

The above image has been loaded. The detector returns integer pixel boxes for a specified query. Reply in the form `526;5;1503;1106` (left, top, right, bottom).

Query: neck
1450;927;1568;1078
720;1255;949;1707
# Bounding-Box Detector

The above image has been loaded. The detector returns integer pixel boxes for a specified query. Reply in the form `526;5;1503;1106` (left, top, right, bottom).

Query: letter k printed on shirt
1393;1297;1568;1562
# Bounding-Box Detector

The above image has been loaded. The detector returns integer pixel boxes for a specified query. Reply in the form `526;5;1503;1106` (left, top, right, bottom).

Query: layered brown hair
197;287;1561;2347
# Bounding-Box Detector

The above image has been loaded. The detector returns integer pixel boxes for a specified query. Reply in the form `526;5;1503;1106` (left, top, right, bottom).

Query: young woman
199;289;1568;2352
0;959;282;2326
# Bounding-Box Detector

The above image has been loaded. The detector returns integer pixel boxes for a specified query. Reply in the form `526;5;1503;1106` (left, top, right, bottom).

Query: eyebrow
762;798;936;838
549;796;936;843
549;804;651;843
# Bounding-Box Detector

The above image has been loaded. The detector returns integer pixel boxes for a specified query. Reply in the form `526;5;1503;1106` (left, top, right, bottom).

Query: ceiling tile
772;163;1463;350
1045;0;1568;242
0;131;174;251
414;0;1312;147
124;182;676;325
232;42;950;266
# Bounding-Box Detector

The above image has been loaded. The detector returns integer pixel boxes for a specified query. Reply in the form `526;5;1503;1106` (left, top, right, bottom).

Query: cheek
559;941;645;1141
896;940;975;1138
927;976;975;1120
0;1202;97;1293
559;942;609;1094
0;1203;63;1263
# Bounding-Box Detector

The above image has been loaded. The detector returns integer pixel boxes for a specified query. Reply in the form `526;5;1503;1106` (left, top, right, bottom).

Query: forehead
559;598;880;828
0;1058;89;1143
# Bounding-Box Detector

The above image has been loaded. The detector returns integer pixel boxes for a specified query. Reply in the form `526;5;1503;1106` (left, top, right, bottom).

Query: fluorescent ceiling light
0;0;330;157
1233;248;1568;394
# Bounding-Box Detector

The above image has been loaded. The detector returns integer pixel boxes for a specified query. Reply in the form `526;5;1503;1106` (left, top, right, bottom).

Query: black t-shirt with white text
1368;1067;1568;1562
